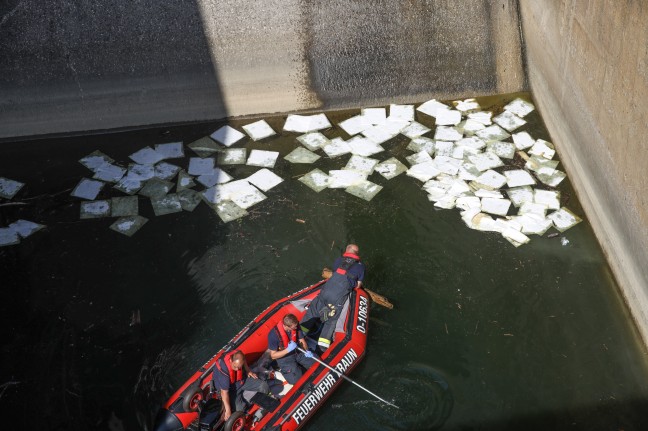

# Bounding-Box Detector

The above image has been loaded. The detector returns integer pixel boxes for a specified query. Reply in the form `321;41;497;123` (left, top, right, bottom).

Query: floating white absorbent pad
327;170;367;188
79;151;114;171
504;98;535;117
284;114;332;133
345;180;383;201
417;99;450;118
322;138;352;158
374;157;408;179
296;132;330;151
242;120;276;141
503;169;536;187
547;207;582;232
80;200;111;219
219;148;247;165
247;150;280;168
493;110;526;132
188;157;215;176
154;142;184;159
284;147;321;164
247;168;284;192
110;215;148;237
298;169;330;192
129;146;165;165
211;125;246;147
71;178;105;200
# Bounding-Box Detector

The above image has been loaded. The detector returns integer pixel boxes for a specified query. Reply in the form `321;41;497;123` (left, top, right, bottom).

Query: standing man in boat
300;244;365;352
212;350;270;421
268;314;316;387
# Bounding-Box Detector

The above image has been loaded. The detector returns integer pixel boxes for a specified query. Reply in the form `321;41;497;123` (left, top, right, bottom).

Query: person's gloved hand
287;341;297;352
304;350;315;359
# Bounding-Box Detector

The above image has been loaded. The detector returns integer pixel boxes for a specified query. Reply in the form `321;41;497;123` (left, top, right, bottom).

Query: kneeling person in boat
212;350;270;421
268;314;316;385
300;244;365;352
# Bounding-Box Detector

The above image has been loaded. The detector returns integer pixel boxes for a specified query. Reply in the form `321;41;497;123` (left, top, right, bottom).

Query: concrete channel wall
519;1;648;343
0;0;525;139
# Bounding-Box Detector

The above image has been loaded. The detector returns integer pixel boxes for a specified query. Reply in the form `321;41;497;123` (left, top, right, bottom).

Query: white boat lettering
335;348;358;374
356;295;368;333
292;373;336;424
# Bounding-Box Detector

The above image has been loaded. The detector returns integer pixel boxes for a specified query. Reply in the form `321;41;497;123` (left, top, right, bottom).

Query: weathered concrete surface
0;0;525;139
519;1;648;342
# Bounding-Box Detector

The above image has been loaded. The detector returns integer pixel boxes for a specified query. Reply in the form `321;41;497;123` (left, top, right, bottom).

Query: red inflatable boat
154;280;370;431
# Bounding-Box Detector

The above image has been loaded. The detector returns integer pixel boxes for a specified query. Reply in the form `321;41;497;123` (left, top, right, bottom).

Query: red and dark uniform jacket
320;252;362;306
334;252;361;283
274;321;298;351
217;351;245;390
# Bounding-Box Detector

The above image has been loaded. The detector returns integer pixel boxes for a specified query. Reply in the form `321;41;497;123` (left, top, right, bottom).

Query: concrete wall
0;0;525;139
519;1;648;341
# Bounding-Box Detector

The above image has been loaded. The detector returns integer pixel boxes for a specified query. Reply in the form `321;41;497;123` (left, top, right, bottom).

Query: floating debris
298;169;330;192
213;200;248;223
502;227;530;247
529;139;556;160
416;99;450;118
347;136;384;156
512;131;536;150
536;170;566;187
71;178;105;200
177;189;202;212
79;150;114;171
247;168;284;192
93;164;126;183
548;207;582;232
327;170;367;188
202;180;252;204
406;150;433;166
129;146;165;165
435;109;462;126
110;215;148;236
154;142;184;159
8;220;45;238
407;161;441;182
151;194;183;216
176;170;196;192
401;121;431;138
339;114;371;136
230;186;267;209
389;104;415;122
344;155;379;174
218;148;247;165
476;124;511;142
111;196;139;217
247;150;280;168
534;189;560;210
138;178;173;198
0;228;20;247
467;111;493;125
114;176;144;195
187;136;221;157
284;147;321;164
361;108;387;125
487;141;516;159
197;168;233;188
127;164;155;180
481;198;511;216
503;170;536;187
321;138;352;158
434;126;463;141
506;186;534;207
242;120;276;141
346;180;383;201
80;200;111;219
0;177;25;199
154;162;181;180
407;137;436;154
453;98;480;112
296;132;330;151
468;152;504;171
474;170;507;190
494;110;526;132
188;157;215;176
374;157;407;179
211;125;246;147
504;98;535;117
361;121;403;145
284;114;331;133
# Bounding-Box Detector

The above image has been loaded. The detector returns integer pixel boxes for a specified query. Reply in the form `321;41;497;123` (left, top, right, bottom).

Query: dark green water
2;93;648;430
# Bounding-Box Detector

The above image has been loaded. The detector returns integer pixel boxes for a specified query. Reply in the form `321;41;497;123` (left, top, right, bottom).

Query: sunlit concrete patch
389;104;415;122
501;227;530;247
476;124;510;142
79;151;114;171
494;110;526;132
417;99;450;118
322;137;352;158
111;196;139;217
503;169;536;187
406;150;433;166
92;164;126;183
344;155;379;174
0;177;26;199
434;141;454;157
297;132;330;151
487;141;516;159
548;207;582;232
536;170;567;187
177;189;202;212
468;153;504;174
529;139;556;159
407;137;436;154
218;148;247;165
512;131;535;150
284;114;331;133
187;136;221;157
284;147;321;164
114;176;144;195
242;120;276;141
534;189;560;210
188;157;215;176
401;121;431;138
138;178;173;198
375;157;407;179
339;114;371;136
467;111;493;125
151;194;183;216
80;200;111;219
176;170;196;192
71;178;104;200
298;169;330;192
197;168;233;188
347;136;384;156
434;126;463;141
345;180;383;201
0;228;20;247
361;108;387;125
129;146;165;165
154;162;180;181
154;142;184;159
8;219;45;238
481;197;511;216
247;168;283;192
435;109;462;126
506;186;534;207
453;98;481;112
211;125;246;147
127;164;155;181
213;200;248;223
230;185;267;209
327;170;367;188
504;98;535;117
247;150;280;168
109;215;148;236
407;161;441;182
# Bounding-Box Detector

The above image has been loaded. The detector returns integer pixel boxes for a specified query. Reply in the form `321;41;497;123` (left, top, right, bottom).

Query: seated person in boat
212;350;270;420
300;244;365;352
268;313;315;385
